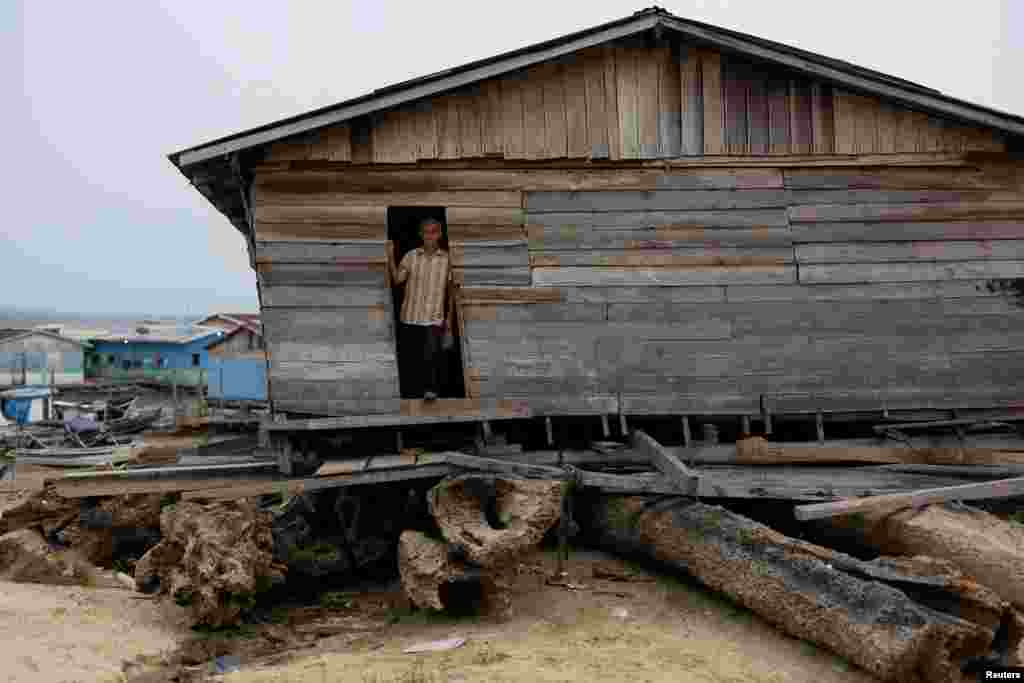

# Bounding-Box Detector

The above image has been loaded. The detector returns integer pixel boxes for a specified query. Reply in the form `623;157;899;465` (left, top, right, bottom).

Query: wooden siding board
254;204;387;225
526;189;790;213
811;83;835;154
257;263;387;287
791;221;1024;243
700;50;724;154
528;208;790;229
522;66;547;160
255;223;384;242
481;80;503;156
457;88;483;158
602;46;622;161
788;201;1024;224
583;49;610;159
462;303;606;323
262;285;389;308
722;58;749;154
679;45;704;156
800;260;1024;284
616;47;640;159
746;72;769;155
500;73;526;159
530;248;792;268
564;55;589;158
542;63;568;159
436;95;460;160
796;240;1024;264
636;47;661;159
532;265;796;286
527;225;794;250
789;80;813;155
767;77;791;154
263;309;393;343
723;281;1009;302
657;45;682;158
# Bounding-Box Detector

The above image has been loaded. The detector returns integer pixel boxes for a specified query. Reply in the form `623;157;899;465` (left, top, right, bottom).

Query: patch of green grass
831;655;851;673
288;542;341;564
173;589;194;607
112;558;133;576
159;493;179;510
190;622;258;640
799;640;818;657
1008;510;1024;528
320;591;354;609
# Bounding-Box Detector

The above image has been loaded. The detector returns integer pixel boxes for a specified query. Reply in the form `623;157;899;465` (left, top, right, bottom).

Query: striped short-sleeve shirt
397;247;450;324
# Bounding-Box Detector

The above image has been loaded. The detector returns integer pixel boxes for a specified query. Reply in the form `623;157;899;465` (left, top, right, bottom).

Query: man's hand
385;240;396;263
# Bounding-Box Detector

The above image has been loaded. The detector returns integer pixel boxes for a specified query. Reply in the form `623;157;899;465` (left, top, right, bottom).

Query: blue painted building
87;324;226;387
204;324;267;401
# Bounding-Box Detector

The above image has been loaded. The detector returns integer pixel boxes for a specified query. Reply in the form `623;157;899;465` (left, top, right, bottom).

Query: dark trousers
400;323;444;398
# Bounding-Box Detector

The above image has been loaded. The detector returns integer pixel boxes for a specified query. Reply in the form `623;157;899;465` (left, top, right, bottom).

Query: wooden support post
619;413;628;438
682;416;692;447
277;437;294;477
741;416;751;437
601;415;610;439
764;410;773;436
632;429;700;496
816;411;825;444
396;430;404;454
481;420;493;444
702;423;719;445
545;416;554;447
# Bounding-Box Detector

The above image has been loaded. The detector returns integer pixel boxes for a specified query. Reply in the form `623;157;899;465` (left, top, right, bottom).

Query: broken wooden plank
442;452;566;480
794;475;1024;521
182;464;454;501
264;399;533;431
632;429;699;495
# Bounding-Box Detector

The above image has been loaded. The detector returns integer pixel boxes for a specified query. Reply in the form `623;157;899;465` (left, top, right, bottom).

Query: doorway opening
386;207;466;400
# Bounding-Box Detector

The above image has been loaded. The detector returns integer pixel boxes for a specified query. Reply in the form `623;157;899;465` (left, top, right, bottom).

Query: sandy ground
219;549;876;683
0;581;188;683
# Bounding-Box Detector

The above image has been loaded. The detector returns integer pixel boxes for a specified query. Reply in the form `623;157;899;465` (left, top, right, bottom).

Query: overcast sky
4;1;1021;317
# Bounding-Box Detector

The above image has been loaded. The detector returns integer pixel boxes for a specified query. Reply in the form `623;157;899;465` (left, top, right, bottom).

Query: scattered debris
402;637;466;654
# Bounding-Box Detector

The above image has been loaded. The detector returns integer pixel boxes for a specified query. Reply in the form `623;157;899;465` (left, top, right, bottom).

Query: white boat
13;442;140;467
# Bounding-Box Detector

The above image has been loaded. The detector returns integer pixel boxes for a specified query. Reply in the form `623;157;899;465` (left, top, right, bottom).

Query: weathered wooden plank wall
262;41;1005;165
252;157;1024;417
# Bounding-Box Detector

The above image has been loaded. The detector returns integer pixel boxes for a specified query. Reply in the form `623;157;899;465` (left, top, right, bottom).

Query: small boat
13;442;140;467
105;407;162;435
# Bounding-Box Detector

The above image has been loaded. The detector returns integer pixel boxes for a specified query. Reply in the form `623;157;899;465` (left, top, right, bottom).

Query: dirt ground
0;580;188;683
212;549;875;683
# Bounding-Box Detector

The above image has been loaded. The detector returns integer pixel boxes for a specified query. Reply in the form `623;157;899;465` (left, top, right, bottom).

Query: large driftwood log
398;475;563;613
824;503;1024;611
578;495;1023;682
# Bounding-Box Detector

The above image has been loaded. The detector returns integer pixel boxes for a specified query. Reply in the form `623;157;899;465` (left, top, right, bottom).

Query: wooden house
169;8;1024;453
0;329;86;388
206;323;268;402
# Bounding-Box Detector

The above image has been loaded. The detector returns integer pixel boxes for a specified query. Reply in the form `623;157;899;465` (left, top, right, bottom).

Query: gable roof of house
0;328;88;348
170;6;1024;171
167;6;1024;238
90;325;227;346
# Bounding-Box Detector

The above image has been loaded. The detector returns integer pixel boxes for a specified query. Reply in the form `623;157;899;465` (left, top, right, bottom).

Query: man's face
422;222;441;249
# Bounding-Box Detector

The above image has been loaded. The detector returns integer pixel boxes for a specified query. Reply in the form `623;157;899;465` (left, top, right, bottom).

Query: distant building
0;329;86;387
87;324;225;387
206;324;267;402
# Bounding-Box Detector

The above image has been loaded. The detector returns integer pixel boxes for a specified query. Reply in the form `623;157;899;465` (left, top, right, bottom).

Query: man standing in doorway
386;218;454;401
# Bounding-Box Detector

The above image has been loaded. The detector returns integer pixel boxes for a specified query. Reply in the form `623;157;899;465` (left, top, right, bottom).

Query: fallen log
824;503;1024;611
794;476;1024;521
578;495;1023;682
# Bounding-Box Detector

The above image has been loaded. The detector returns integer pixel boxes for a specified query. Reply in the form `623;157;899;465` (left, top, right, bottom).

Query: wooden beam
873;415;1024;433
793;475;1024;521
265;399;533;431
632;429;699;495
182;464;454;501
443;451;566;479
